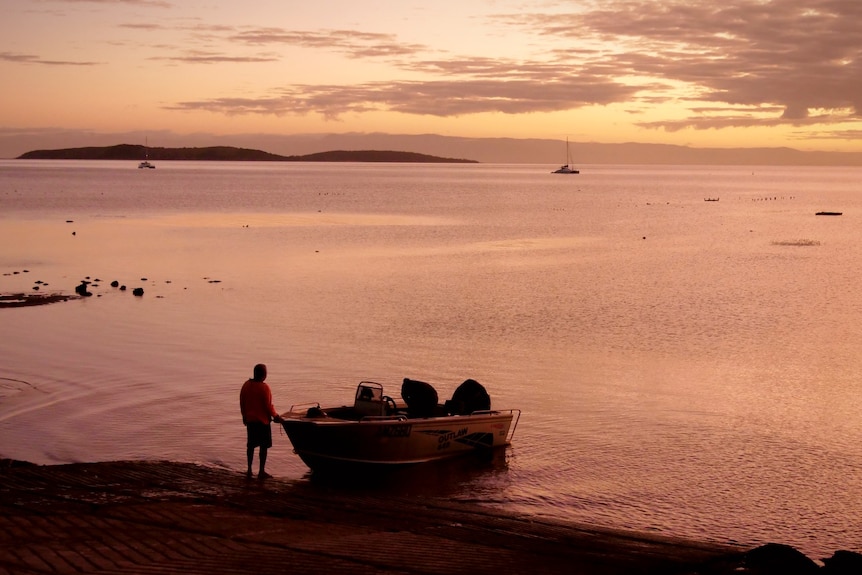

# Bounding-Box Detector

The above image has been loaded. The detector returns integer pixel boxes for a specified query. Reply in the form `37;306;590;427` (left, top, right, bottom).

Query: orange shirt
239;379;278;425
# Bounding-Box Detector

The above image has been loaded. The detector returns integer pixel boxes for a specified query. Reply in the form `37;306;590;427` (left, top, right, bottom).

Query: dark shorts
246;421;272;449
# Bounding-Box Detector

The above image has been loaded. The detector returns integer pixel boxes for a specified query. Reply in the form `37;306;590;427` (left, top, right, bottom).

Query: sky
2;0;862;157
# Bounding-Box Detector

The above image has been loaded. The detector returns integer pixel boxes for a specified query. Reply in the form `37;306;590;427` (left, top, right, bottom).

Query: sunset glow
2;0;861;158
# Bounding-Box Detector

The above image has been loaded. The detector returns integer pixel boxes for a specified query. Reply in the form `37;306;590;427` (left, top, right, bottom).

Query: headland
16;144;479;163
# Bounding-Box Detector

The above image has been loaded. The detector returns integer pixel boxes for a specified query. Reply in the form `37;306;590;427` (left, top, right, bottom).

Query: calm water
2;160;861;557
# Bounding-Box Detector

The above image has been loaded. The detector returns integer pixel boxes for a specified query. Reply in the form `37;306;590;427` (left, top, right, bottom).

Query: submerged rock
744;543;820;574
822;550;862;574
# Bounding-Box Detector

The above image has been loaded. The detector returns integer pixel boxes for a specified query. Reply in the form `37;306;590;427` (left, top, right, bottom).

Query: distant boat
551;138;579;174
138;139;155;169
815;211;842;216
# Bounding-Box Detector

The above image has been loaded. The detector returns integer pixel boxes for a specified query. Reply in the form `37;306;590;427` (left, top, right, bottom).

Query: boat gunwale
281;408;518;426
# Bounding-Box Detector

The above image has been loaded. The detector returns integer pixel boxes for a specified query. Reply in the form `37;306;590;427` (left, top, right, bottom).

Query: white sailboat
551;137;578;174
138;138;155;169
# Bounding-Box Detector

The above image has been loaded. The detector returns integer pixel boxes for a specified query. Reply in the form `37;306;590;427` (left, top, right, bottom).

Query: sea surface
2;160;861;557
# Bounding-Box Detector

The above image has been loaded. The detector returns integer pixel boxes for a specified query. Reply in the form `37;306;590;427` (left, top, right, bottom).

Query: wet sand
0;459;748;575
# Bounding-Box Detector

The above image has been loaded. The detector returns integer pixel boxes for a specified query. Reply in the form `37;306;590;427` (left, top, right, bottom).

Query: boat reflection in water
306;444;513;502
280;379;520;476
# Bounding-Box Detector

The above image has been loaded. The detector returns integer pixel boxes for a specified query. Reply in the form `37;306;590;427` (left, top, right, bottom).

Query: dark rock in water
744;543;820;574
822;550;862;574
120;285;127;291
111;280;119;287
74;282;92;297
132;287;144;297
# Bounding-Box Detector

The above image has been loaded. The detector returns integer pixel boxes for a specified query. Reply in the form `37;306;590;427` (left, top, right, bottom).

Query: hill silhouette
17;144;478;163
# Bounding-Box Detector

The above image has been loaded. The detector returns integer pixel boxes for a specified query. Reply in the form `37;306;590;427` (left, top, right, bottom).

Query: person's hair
253;363;267;381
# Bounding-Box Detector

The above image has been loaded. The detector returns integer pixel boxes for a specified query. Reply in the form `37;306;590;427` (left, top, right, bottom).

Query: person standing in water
239;363;282;478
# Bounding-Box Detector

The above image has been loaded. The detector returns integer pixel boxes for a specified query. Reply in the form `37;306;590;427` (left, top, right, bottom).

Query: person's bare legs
246;446;254;478
258;447;271;478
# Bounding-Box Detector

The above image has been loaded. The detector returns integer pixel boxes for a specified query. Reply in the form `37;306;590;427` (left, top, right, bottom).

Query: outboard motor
401;378;438;418
445;378;490;415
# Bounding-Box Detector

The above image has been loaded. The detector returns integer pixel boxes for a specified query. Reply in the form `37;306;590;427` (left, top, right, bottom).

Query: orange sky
2;0;861;158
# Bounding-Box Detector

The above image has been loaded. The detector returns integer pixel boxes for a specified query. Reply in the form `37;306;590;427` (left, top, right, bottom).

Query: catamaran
138;138;155;169
552;137;579;174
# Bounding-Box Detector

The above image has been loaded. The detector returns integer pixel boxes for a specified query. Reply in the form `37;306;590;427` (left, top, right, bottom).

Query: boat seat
354;383;387;417
354;398;387;417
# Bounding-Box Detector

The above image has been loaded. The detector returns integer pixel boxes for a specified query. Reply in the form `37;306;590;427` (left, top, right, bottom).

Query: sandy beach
0;459;756;575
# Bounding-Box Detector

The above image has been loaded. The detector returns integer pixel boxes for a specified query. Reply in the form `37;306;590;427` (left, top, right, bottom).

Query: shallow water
2;160;861;557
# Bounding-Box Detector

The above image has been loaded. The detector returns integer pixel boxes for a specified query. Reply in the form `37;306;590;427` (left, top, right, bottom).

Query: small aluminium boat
280;378;520;473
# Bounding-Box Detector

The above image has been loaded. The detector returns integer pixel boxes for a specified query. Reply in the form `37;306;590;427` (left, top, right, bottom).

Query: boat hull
281;410;517;472
552;166;579;174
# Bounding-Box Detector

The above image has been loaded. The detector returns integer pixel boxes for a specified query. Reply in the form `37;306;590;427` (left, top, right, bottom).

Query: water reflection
305;448;511;500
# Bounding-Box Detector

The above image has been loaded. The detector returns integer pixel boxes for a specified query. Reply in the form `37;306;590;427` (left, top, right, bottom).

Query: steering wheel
382;395;397;414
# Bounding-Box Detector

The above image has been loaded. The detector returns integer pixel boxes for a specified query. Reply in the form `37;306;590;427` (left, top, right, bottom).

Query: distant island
17;144;478;164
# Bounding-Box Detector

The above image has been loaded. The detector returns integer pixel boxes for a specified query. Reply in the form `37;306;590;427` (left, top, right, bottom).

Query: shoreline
3;459;857;574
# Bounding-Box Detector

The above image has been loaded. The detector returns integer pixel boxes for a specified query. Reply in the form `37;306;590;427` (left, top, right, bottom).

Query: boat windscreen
356;384;382;402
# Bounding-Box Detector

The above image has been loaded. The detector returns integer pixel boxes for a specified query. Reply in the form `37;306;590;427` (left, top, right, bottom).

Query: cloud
150;50;280;64
228;27;427;58
165;72;645;119
802;128;862;140
122;23;428;67
39;0;171;6
507;0;862;128
0;52;99;66
159;24;652;119
146;0;861;133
